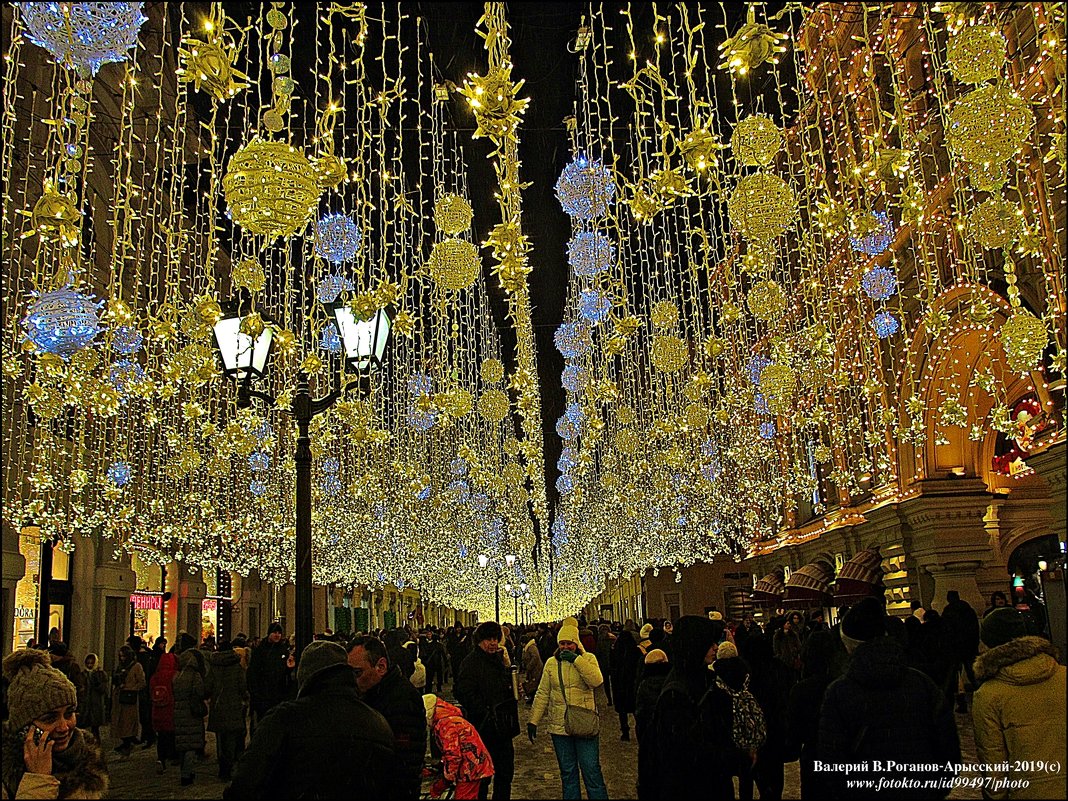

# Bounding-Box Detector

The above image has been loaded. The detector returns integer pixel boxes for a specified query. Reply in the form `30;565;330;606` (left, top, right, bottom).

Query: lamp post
212;295;391;656
504;581;527;626
478;553;516;623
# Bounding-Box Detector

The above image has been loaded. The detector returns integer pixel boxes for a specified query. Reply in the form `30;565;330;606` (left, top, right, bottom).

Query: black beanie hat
841;597;887;642
980;607;1027;648
267;622;284;635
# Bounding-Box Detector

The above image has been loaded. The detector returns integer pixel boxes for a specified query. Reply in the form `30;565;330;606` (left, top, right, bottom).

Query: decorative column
176;563;207;641
1;521;26;657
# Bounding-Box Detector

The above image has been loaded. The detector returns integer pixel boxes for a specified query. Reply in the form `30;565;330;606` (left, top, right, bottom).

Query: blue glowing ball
579;288;612;325
567;230;615;277
314;214;361;264
316;273;354;304
470;493;490;513
19;2;147;77
555;156;616;220
754;392;770;415
557;448;578;472
871;311;900;339
849;211;895;257
449;457;468;476
554;321;591;360
747;353;771;385
551;518;567;538
458;543;468;558
252;421;274;443
321;457;340;474
107;460;132;487
109;358;143;395
372;501;386;520
407;406;437;432
111;325;143;355
416;484;433;501
759;420;777;439
702;460;722;482
556;473;575;494
561;363;588;393
447;479;470;503
556;415;578;441
21;285;103;357
249;479;267;497
408;371;433;398
249;451;270;472
320;322;342;353
677;516;688;528
320;474;343;496
565;402;585;427
860;265;898;301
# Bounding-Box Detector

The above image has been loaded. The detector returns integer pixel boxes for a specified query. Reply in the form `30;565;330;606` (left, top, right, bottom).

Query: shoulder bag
557;657;600;739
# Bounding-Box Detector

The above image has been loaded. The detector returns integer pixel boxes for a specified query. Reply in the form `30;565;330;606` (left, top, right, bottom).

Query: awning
784;559;835;606
834;547;885;603
751;570;786;605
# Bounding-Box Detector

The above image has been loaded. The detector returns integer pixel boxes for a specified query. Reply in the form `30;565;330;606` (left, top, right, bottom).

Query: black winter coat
206;650;248;733
939;598;980;662
224;668;398;800
786;672;832;799
611;630;642;713
635;662;671;801
818;636;961;800
172;649;207;753
454;646;519;744
362;666;428;799
246;639;289;708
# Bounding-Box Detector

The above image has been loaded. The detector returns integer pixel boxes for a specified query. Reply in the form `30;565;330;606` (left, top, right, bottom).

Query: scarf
2;724;109;799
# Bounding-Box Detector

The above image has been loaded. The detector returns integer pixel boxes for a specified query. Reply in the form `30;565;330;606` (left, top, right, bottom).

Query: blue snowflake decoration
702;460;722;483
321;457;340;474
314;214;361;264
567;231;615;277
18;2;147;77
111;325;143;355
561;363;588;394
557;448;578;472
107;460;132;487
554;322;592;360
320;474;343;496
555;156;616;220
320;322;342;353
556;414;578;441
249;479;267;497
415;484;433;502
407;406;437;432
565;402;585;427
449;457;468;476
579;288;612;325
860;265;898;301
759;420;777;440
447;479;471;504
754;392;770;415
458;543;468;559
248;452;270;472
747;353;772;385
316;273;353;305
849;211;895;257
470;493;490;513
252;422;274;443
408;371;433;398
556;473;575;495
871;311;900;339
108;358;143;395
21;285;104;357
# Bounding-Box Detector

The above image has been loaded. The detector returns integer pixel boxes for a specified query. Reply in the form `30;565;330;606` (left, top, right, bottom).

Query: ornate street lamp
212;294;391;656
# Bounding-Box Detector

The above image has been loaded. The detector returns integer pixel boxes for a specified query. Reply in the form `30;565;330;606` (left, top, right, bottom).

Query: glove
558;649;578;664
527;723;537;743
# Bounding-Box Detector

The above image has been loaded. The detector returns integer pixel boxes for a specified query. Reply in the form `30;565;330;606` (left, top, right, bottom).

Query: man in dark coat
819;598;961;800
419;630;445;694
126;636;156;748
939;589;980;710
225;640;397;799
206;640;249;780
610;620;642;740
347;636;427;800
739;632;796;801
454;621;519;801
786;629;836;800
649;615;732;800
634;648;671;800
245;622;289;731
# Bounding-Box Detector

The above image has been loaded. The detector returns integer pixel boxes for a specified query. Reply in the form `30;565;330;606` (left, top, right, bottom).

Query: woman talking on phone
1;649;109;799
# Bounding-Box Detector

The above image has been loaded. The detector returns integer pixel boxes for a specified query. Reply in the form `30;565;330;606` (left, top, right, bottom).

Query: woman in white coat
527;622;609;800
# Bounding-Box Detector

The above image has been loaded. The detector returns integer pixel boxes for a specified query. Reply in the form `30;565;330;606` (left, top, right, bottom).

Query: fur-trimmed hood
974;635;1058;685
2;724;108;799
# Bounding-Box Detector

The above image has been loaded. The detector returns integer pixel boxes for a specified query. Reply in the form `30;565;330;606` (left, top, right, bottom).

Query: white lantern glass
331;306;391;373
212;314;274;380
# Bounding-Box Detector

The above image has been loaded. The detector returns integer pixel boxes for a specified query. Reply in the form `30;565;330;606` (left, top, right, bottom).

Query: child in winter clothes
422;694;494;800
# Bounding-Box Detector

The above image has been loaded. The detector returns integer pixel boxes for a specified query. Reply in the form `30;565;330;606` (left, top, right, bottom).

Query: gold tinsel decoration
1000;311;1048;372
651;335;688;373
231;258;266;293
615;429;639;455
650;301;680;329
728;172;797;245
747;279;787;321
946;24;1005;84
967;198;1022;249
427;238;480;291
718;6;788;75
946;84;1034;188
434;194;474;235
30;191;81;246
679;124;722;173
481;358;505;384
222;139;321;239
731;115;782;167
478;388;510;423
459;63;530;141
758;363;796;415
176;6;250;102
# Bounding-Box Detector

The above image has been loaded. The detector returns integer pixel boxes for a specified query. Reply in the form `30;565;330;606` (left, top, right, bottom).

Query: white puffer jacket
530;652;603;736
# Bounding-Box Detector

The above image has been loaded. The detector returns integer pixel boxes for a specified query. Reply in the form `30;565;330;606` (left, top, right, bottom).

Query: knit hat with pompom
3;649;78;730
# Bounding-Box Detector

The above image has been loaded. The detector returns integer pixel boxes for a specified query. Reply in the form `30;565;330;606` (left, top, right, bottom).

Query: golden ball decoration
946;24;1005;84
222;138;321;239
1000;310;1048;373
231;258;266;293
651;335;689;373
679;125;722;173
434;193;474;235
427;238;480;291
600;471;619;489
967;198;1022;249
480;358;505;384
747;279;787;321
946;84;1033;186
728;171;797;245
31;191;81;246
685;403;709;429
650;300;680;329
478;388;510;423
813;444;832;463
758;363;796;414
732;115;782;167
615;429;639;454
503;461;526;487
311;154;348;190
616;406;637;426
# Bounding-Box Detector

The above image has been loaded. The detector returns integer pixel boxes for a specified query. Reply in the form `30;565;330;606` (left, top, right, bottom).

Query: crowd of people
0;590;1064;800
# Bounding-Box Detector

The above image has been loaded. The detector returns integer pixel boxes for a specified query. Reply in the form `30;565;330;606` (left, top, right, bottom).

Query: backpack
151;677;173;709
718;677;766;752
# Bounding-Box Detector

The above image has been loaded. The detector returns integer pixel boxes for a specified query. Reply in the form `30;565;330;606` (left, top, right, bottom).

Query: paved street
105;680;981;800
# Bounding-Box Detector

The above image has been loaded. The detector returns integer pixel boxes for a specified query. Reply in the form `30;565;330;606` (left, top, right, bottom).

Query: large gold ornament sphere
651;335;688;373
222;138;321;239
967;198;1023;249
732;115;782;167
478;389;510;423
728;172;797;245
747;279;787;321
650;301;680;330
946;84;1033;187
480;358;505;384
434;194;474;235
758;363;796;414
1000;311;1048;373
427;238;480;291
615;429;639;455
946;24;1005;84
31;191;81;246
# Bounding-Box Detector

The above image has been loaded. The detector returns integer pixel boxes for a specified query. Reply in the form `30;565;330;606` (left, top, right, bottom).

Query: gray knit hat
296;640;350;697
2;649;78;730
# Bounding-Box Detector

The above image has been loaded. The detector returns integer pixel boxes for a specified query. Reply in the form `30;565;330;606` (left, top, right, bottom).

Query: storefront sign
202;598;218;612
131;593;163;610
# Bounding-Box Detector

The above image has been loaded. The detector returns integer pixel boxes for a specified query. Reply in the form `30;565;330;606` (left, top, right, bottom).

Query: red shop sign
131;593;162;611
201;599;217;612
